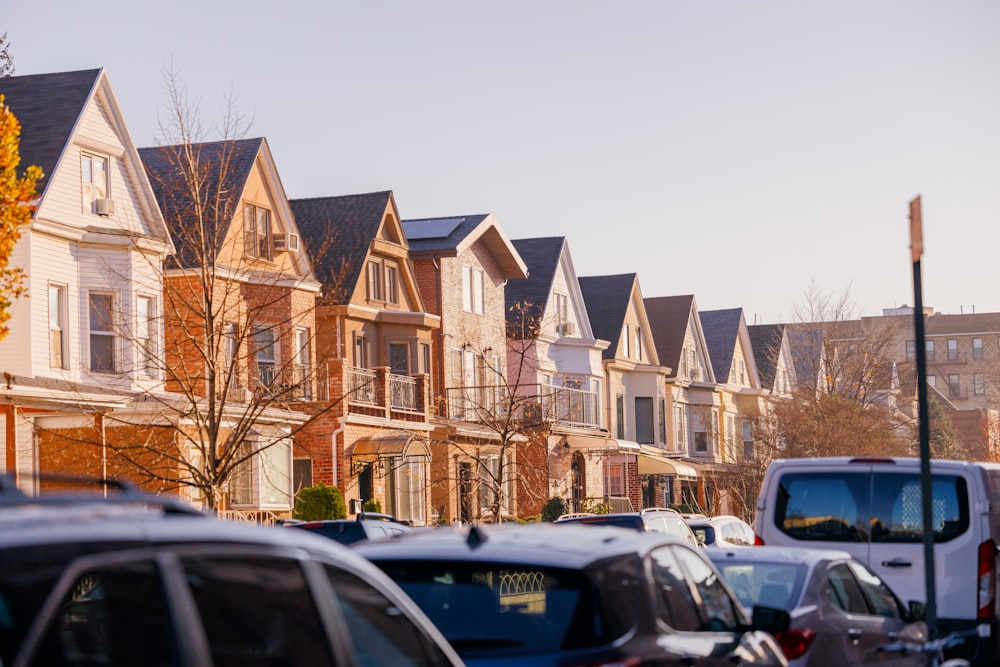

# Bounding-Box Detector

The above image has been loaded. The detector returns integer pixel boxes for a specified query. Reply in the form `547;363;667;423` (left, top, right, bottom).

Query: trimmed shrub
541;496;569;522
293;483;347;520
363;498;383;513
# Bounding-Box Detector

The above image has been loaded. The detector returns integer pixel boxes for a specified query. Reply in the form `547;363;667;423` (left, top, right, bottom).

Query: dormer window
81;153;109;214
244;204;271;261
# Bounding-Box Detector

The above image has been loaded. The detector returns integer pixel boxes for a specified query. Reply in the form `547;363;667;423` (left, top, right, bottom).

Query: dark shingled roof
699;308;743;383
0;69;101;195
748;324;784;390
139;138;262;268
505;237;566;336
644;295;695;377
402;214;489;253
290;191;393;303
578;274;636;360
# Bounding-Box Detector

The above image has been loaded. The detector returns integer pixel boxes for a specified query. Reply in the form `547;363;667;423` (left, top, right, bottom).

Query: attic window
244;205;271;261
81;153;109;213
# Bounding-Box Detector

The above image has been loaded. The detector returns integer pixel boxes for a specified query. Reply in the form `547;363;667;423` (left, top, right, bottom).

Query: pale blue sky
6;2;999;323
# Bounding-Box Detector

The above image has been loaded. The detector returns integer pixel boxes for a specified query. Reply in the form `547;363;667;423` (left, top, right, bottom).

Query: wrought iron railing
442;383;599;428
389;373;418;411
346;366;378;405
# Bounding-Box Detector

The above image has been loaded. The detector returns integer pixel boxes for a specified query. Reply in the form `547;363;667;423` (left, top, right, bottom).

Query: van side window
870;474;969;543
775;473;870;543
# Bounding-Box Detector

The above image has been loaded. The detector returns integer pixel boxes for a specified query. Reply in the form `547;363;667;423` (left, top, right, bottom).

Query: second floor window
658;398;667;444
905;340;916;361
926;340;935;360
947;338;958;361
244;205;271;261
367;261;384;301
973;338;984;359
975;373;986;396
635;397;653;444
385;263;399;304
89;292;116;373
254;326;277;387
742;421;754;460
136;295;156;378
81;153;108;213
49;284;68;370
224;323;240;391
615;394;625;439
948;373;960;397
462;265;484;314
295;327;311;399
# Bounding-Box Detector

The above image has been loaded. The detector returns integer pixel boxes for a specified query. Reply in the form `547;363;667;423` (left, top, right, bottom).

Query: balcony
441;383;600;429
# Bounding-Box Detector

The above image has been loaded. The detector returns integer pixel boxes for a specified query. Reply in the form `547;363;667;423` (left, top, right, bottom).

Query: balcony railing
347;366;378;405
441;383;600;428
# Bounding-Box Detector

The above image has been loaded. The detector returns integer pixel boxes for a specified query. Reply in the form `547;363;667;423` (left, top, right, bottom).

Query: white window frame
606;460;624;497
391;456;426;524
973;337;984;359
635;326;643;361
244;204;272;261
49;283;68;370
254;325;278;388
136;294;157;378
622;324;630;358
88;291;117;374
947;338;958;361
384;262;399;304
462;265;484;315
81;152;108;213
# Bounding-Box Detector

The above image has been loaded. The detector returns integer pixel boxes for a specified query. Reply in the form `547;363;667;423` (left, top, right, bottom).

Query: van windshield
774;471;968;543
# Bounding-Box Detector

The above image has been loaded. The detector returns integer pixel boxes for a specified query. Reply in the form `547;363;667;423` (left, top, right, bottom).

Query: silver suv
555;507;702;547
0;475;462;666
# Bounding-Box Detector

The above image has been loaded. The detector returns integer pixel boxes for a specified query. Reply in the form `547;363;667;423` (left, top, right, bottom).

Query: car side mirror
751;605;791;634
906;601;926;622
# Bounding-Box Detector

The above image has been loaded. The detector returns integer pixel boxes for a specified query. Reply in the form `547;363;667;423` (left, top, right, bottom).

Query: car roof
686;515;746;527
707;545;854;567
356;523;692;568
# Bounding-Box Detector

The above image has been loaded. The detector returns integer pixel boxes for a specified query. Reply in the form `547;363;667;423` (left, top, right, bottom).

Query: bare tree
0;33;14;77
36;69;343;512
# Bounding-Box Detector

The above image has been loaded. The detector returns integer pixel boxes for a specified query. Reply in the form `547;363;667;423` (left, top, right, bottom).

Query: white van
754;456;1000;666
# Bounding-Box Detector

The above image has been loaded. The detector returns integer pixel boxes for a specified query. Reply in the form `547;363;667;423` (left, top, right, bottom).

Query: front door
458;462;473;523
571;454;584;513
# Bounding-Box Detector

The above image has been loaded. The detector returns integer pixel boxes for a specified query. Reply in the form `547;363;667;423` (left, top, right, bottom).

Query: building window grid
88;291;116;374
973;338;984;359
947;338;958;361
49;284;68;370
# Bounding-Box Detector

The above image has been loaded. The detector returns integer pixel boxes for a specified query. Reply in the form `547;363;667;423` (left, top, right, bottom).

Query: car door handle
848;628;862;645
881;559;913;568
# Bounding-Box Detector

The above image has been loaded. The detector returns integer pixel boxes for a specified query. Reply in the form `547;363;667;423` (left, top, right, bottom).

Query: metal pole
910;195;937;638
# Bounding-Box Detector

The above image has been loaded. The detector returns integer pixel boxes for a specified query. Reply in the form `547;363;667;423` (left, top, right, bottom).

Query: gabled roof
644;295;696;374
403;213;527;279
139;138;262;268
290;191;395;300
748;323;784;390
506;237;566;333
577;274;637;360
0;68;101;196
699;308;743;382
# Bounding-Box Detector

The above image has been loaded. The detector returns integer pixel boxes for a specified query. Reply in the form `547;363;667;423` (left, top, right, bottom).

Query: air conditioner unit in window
94;198;115;217
274;233;300;252
559;322;576;336
691;366;703;381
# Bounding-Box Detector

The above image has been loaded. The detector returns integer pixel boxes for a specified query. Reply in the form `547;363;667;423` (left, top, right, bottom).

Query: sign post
910;195;937;638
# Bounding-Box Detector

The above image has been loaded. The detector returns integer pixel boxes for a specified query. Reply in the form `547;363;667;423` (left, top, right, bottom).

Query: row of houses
2;68;994;525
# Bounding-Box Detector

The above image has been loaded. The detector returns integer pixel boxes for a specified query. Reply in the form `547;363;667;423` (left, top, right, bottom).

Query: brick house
291;191;439;524
402;213;528;523
505;237;610;516
0;69;174;491
136;137;321;516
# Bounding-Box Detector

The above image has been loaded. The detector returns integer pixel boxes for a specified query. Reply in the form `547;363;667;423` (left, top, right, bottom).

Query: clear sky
5;1;999;324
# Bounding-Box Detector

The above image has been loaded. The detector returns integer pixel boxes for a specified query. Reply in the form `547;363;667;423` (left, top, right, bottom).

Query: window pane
672;546;739;631
635;397;653;444
651;546;701;631
32;560;177;667
828;563;870;614
870;473;968;543
325;564;456;666
89;294;113;332
775;472;870;542
183;556;333;667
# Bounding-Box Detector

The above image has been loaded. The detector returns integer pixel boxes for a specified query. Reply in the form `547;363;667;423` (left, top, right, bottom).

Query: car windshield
711;560;808;610
296;523;367;545
559;516;644;530
372;559;637;656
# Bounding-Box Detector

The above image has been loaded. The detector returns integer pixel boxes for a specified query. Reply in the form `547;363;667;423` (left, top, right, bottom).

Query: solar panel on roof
403;217;465;240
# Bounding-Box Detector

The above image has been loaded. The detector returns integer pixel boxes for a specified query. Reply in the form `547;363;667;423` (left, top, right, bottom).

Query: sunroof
403;217;465;240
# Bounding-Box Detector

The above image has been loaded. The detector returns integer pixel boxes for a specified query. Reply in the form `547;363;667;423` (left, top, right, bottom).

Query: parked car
754;456;1000;666
357;522;790;666
0;475;463;666
708;546;927;666
282;511;411;545
555;507;702;547
688;514;756;548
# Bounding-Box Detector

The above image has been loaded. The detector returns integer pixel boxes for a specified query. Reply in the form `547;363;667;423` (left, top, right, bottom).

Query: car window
28;559;178;667
671;546;740;632
870;473;969;543
713;561;806;610
324;565;455;667
650;546;702;631
846;561;904;618
775;472;870;542
309;523;367;544
371;559;619;655
827;563;870;615
182;555;334;667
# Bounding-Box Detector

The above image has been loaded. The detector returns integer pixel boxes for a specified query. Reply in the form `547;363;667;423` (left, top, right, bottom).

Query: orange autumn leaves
0;94;41;339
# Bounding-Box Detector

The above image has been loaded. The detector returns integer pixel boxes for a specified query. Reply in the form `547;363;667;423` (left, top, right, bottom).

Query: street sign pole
910;195;937;638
